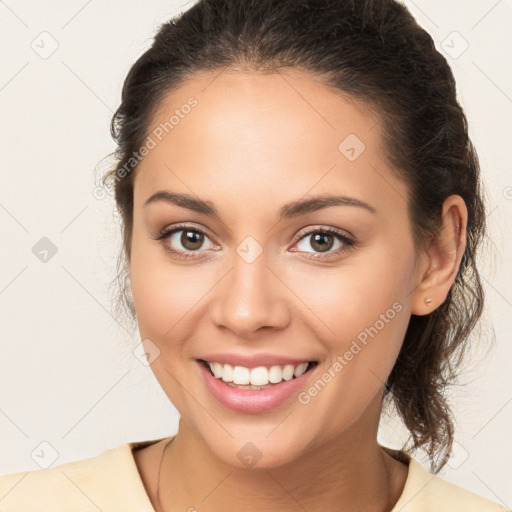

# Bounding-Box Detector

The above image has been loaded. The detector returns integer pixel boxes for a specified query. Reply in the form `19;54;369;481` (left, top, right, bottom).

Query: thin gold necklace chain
155;437;174;511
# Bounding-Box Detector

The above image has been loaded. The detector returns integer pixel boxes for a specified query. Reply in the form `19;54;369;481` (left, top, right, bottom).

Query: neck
158;399;407;511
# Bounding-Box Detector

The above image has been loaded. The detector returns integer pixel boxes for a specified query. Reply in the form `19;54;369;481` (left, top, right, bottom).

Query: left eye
295;230;348;254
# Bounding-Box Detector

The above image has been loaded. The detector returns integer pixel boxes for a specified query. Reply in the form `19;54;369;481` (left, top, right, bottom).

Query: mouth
198;359;319;390
198;357;319;413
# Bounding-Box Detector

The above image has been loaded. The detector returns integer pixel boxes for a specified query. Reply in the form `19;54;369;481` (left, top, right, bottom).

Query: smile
197;358;318;413
201;360;316;388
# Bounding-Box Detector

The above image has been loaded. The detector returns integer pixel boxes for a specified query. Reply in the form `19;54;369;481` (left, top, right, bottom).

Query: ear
410;195;468;316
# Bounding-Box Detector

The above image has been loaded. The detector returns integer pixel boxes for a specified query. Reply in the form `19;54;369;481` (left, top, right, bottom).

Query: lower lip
198;361;314;414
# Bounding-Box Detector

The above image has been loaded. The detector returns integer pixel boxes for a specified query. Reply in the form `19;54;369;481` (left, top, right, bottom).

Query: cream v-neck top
0;437;508;511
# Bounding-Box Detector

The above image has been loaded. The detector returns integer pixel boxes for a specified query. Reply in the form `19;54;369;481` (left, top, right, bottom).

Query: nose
209;250;291;339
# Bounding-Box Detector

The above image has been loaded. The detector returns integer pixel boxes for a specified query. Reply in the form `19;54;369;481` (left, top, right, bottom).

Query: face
129;68;425;468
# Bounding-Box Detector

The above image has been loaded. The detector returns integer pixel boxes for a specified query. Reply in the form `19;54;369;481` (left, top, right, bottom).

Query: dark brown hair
101;0;488;473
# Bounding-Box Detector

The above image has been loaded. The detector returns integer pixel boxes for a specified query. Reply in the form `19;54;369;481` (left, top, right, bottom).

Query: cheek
129;231;188;339
344;248;414;379
292;244;413;330
290;240;414;378
129;232;220;348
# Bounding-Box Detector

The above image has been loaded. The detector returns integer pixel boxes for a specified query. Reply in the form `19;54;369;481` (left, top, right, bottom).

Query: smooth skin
129;68;468;512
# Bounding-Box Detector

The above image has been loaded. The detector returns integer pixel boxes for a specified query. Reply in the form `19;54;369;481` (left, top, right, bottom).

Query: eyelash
153;223;356;261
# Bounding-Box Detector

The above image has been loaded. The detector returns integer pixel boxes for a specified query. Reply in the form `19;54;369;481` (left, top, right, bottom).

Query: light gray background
0;0;511;507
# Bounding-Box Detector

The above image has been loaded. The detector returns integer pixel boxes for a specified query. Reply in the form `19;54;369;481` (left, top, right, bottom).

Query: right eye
154;224;217;260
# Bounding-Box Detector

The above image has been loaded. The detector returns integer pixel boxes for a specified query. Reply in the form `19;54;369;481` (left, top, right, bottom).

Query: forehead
134;68;408;219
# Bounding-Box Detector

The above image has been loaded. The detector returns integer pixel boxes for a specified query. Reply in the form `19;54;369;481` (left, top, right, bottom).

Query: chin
193;425;312;470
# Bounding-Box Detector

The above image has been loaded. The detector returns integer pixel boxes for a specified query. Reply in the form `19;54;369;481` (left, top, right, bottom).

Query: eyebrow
143;190;377;220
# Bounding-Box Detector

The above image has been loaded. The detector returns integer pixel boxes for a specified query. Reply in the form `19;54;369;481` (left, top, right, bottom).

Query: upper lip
198;353;316;369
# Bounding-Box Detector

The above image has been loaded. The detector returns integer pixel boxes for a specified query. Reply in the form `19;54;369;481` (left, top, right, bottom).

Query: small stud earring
425;297;432;305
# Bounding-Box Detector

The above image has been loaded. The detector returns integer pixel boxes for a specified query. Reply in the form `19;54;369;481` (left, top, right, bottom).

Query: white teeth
282;364;295;381
221;364;233;382
232;366;250;385
207;361;312;386
268;365;283;383
211;362;223;378
250;366;269;386
294;362;308;377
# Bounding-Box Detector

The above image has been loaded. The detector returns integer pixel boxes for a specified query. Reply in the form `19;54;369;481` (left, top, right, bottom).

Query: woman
0;0;508;510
